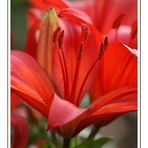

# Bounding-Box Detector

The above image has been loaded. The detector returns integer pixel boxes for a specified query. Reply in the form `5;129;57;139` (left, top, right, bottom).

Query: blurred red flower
27;0;137;48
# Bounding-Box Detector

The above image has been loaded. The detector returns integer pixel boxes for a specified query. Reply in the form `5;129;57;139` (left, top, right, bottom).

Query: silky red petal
25;22;39;58
11;115;30;148
48;94;85;129
29;0;68;9
90;42;137;101
52;86;136;138
11;51;54;116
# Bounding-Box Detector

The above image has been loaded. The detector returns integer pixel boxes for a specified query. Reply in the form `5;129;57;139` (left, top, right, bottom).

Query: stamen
56;30;70;100
75;60;98;106
53;27;61;42
81;24;88;42
58;30;64;48
98;37;109;60
104;37;108;50
70;25;88;103
98;43;104;60
131;20;137;38
112;14;124;29
78;43;84;60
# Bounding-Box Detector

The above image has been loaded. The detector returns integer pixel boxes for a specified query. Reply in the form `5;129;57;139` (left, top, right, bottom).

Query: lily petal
52;85;136;138
11;51;54;116
29;0;68;9
90;42;137;101
48;94;85;129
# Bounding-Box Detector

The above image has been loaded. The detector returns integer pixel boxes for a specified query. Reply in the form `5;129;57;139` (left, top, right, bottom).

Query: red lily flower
11;9;137;138
27;0;137;48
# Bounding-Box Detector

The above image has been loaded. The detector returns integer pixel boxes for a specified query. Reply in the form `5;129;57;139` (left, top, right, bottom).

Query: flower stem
63;138;71;148
88;124;100;139
51;131;58;148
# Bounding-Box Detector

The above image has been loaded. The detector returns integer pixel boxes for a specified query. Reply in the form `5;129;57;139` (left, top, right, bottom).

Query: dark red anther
104;36;109;50
53;27;61;42
112;14;125;29
81;24;88;42
131;20;137;38
58;30;64;49
78;43;84;60
98;43;104;60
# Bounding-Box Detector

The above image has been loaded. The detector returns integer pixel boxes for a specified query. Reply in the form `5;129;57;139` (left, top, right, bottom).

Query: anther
81;24;88;42
78;43;84;60
98;43;104;60
53;27;61;42
131;20;137;38
58;30;64;49
104;36;109;51
112;14;124;29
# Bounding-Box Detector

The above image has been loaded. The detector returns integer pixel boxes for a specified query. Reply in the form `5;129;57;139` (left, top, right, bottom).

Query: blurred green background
11;0;28;50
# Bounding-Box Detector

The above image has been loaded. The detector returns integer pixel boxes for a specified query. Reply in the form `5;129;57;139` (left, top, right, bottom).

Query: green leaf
75;137;112;148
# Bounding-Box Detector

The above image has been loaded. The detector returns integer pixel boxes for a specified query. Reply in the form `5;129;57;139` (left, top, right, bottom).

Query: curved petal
48;94;85;129
29;0;68;9
11;51;54;116
90;42;137;102
25;22;39;58
47;85;136;138
53;86;137;137
11;115;30;148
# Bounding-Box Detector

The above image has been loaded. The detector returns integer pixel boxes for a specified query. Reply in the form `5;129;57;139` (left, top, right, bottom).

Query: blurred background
11;0;137;147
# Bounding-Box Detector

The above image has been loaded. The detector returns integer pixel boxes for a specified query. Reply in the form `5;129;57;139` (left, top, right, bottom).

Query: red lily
11;9;137;138
27;0;137;48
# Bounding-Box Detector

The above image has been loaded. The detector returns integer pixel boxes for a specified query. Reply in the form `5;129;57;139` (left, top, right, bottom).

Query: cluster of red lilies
11;0;137;147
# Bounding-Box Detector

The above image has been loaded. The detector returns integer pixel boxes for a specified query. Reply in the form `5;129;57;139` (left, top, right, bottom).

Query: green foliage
74;137;112;148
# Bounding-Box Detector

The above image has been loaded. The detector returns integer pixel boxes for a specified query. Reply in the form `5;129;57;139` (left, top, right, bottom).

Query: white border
0;0;8;147
141;0;148;148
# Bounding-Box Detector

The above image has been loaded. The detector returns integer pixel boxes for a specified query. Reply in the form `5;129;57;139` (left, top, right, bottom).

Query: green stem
51;131;58;148
87;124;100;139
63;138;71;148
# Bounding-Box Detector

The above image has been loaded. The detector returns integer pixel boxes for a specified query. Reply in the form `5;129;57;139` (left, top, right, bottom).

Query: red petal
90;42;137;101
29;0;68;9
56;86;136;138
25;22;39;58
11;51;54;116
11;115;30;148
48;94;85;129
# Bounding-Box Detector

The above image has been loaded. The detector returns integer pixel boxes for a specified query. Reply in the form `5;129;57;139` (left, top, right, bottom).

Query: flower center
53;25;108;106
